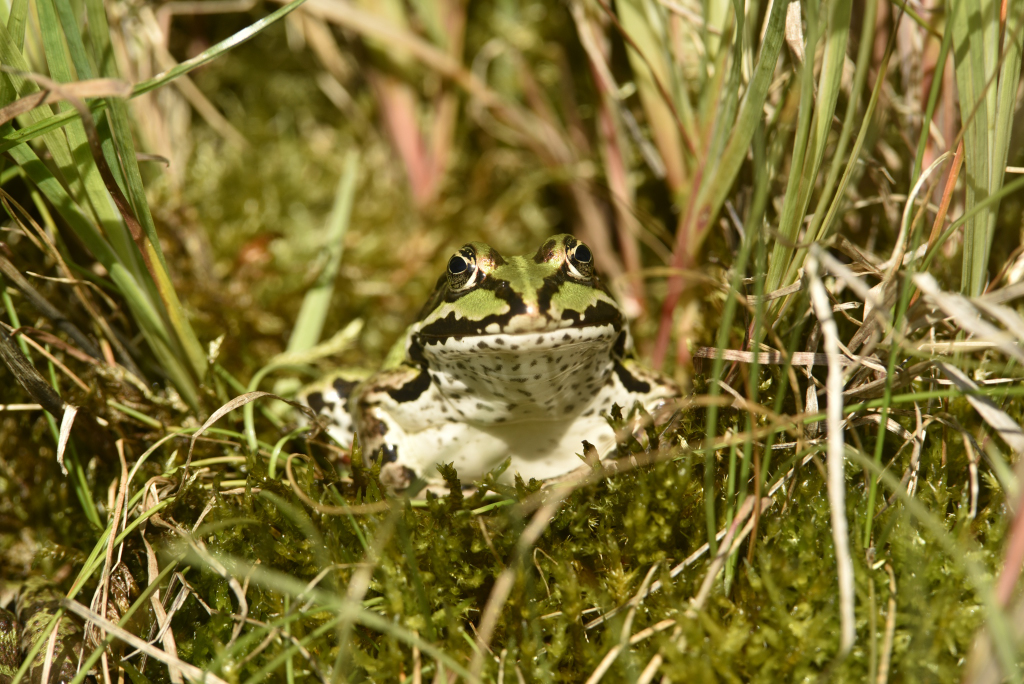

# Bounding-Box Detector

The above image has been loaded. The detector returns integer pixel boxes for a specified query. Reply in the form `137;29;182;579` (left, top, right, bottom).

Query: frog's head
413;234;625;341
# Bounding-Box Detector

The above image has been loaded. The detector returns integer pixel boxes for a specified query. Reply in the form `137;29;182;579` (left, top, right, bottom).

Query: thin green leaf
35;0;142;270
913;1;958;180
808;15;899;277
5;141;117;266
616;0;689;189
764;3;820;298
702;214;760;556
69;0;210;384
287;150;360;353
6;0;29;50
702;0;741;170
52;0;95;79
0;0;311;153
108;95;209;383
987;1;1024;261
0;20;89;207
134;0;311;98
5;133;199;406
700;0;786;225
952;0;996;296
775;0;854;290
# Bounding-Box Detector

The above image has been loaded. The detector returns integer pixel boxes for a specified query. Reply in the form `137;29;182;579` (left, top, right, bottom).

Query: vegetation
1;0;1023;681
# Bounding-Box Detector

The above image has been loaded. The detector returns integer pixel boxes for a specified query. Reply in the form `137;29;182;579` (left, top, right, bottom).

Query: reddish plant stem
995;486;1024;606
652;166;706;368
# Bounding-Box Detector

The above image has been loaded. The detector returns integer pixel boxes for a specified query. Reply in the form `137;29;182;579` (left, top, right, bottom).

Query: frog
302;234;680;491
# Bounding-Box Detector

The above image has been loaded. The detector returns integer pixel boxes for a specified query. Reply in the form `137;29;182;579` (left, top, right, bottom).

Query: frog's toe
305;390;327;414
380;462;417;492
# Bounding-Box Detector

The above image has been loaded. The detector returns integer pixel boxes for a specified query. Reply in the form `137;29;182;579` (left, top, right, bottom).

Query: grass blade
699;0;786;226
774;0;852;290
0;0;311;153
951;0;990;297
286;150;360;353
615;0;688;191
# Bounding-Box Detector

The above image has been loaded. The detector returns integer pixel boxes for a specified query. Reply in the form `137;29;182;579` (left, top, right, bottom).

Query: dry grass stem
583;616;676;684
55;405;78;476
3;323;90;393
877;563;897;684
807;246;856;656
689;496;765;612
62;598;229;684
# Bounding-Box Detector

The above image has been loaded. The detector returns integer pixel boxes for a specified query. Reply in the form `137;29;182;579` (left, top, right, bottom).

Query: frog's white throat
417;324;626;423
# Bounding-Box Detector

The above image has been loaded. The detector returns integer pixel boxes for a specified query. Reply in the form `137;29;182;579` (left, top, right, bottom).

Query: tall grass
953;0;1023;298
0;0;310;412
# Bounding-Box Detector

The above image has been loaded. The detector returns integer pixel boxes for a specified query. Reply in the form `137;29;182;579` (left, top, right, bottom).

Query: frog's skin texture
0;606;17;683
304;234;679;490
0;568;139;683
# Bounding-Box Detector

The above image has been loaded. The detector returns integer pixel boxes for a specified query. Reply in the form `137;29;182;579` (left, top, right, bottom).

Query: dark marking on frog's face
332;377;359;399
379;444;399;464
613;361;651;393
413;234;624;343
386;369;432;403
306;391;326;414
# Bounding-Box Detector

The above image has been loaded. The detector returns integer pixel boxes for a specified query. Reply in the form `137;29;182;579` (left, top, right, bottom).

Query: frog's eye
446;251;478;290
566;241;595;279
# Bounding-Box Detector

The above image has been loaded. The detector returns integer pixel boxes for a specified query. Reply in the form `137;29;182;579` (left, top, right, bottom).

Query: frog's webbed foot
298;370;372;449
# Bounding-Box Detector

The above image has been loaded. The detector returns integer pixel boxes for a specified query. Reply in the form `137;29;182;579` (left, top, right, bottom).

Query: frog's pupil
448;255;468;274
573;245;592;263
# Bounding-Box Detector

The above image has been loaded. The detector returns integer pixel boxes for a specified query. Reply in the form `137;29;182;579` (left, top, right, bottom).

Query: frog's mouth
415;299;624;341
417;322;623;354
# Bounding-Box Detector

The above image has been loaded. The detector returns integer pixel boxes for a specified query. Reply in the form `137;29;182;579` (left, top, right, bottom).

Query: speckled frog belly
304;234;679;490
423;326;620;421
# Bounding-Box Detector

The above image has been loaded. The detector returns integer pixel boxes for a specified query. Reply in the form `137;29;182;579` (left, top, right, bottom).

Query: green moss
119;404;1001;683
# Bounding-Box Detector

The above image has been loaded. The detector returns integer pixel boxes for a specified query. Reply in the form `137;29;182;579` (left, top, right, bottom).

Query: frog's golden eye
446;250;478;291
566;241;594;280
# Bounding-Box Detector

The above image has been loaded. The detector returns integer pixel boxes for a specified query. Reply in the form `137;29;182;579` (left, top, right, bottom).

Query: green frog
303;234;679;491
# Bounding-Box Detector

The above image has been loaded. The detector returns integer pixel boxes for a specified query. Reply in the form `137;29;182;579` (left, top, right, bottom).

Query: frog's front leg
301;371;367;450
354;364;453;491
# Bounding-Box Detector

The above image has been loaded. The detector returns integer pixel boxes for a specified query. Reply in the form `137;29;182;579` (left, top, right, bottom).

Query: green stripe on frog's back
545;279;622;325
489;255;558;309
429;287;511;324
